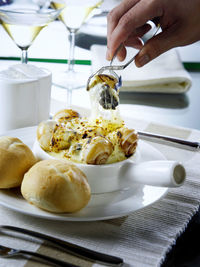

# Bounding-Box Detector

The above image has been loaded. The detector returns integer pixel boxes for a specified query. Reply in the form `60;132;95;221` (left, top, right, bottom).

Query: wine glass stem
21;49;28;64
66;88;72;107
68;30;76;72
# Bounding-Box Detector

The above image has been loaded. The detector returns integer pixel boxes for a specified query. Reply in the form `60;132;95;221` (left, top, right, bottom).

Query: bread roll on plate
21;159;91;213
0;136;37;188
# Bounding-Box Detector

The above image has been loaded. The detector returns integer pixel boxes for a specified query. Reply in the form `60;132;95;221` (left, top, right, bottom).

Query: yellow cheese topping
37;74;138;165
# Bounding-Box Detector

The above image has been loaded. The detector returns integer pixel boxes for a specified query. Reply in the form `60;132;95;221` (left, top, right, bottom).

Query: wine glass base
52;70;88;90
52;70;88;107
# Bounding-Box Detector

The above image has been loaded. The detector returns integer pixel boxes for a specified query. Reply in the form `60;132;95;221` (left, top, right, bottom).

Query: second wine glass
51;0;103;106
0;3;61;64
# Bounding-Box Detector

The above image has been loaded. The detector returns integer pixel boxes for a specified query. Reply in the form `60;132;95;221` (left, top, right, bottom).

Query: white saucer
0;126;168;221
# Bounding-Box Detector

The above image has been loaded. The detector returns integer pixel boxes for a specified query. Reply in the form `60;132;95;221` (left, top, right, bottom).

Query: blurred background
0;0;200;130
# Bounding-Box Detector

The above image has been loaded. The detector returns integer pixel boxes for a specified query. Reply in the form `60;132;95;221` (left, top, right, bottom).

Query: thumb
135;26;179;67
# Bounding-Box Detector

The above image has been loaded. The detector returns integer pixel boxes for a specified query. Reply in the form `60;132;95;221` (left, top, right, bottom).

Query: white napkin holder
0;64;52;134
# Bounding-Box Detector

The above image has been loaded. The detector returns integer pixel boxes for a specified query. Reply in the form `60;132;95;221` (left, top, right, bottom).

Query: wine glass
32;0;51;10
0;2;61;64
50;0;103;106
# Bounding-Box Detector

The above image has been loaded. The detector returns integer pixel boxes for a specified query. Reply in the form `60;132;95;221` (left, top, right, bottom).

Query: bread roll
0;136;37;188
21;159;91;213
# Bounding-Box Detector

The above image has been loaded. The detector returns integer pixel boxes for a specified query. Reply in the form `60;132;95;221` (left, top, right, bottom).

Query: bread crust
21;159;91;213
0;136;37;188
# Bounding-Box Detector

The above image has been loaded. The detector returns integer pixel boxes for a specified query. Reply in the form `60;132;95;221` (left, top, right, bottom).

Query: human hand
106;0;200;67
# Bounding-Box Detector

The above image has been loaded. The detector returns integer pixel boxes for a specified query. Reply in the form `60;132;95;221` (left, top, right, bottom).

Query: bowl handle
119;160;186;188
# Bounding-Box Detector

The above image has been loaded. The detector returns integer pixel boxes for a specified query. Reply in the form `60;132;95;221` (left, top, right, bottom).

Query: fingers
111;23;151;61
135;23;180;67
136;23;152;37
124;37;143;49
116;45;127;61
107;0;140;60
107;0;163;60
107;0;139;42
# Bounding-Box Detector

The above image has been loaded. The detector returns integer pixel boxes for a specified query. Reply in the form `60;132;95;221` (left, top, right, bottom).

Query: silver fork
86;24;161;90
0;225;123;266
0;244;78;267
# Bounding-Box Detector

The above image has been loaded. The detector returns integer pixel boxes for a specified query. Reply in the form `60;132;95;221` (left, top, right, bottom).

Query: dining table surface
0;2;200;266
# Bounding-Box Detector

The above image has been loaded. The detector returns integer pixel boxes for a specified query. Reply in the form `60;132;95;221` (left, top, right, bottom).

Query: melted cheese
46;116;127;164
88;75;123;125
39;74;137;164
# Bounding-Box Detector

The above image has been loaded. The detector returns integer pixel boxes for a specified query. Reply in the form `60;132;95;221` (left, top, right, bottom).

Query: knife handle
0;225;123;266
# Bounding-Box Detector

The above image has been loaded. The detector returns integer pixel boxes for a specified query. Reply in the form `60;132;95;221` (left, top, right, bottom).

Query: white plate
0;126;168;221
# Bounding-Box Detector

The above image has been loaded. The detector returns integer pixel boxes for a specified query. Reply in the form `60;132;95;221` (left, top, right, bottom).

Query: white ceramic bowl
33;140;186;194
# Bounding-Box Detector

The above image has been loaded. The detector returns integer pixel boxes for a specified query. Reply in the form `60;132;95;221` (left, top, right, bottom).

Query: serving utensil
86;44;131;90
0;225;123;266
0;243;78;267
86;24;161;90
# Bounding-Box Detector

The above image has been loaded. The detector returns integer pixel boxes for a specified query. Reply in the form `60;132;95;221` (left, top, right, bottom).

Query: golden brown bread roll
82;136;114;165
21;159;91;213
53;109;80;123
118;128;138;157
0;136;37;188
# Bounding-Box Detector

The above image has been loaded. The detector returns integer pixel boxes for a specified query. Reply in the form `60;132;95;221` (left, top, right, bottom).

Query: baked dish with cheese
37;74;138;165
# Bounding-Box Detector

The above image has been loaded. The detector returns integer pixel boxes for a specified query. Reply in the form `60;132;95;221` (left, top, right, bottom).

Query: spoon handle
138;131;200;151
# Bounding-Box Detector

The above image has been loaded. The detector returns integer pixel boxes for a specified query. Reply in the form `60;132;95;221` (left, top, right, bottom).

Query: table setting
0;0;200;267
0;116;200;267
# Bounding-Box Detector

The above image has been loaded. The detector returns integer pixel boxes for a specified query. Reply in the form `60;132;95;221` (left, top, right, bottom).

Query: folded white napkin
91;45;192;93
